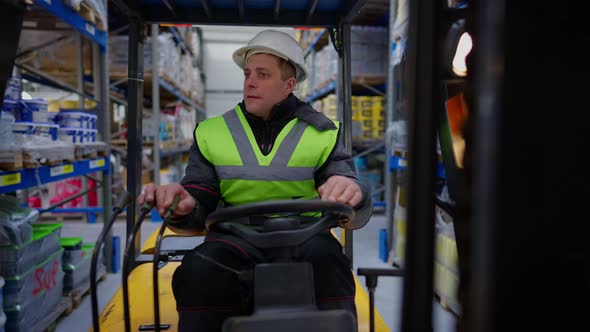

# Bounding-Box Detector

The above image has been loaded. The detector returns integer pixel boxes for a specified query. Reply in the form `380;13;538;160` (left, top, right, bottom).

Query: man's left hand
318;175;363;207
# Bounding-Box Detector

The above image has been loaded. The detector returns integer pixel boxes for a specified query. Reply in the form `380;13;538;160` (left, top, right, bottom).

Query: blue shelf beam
169;27;194;56
33;0;107;52
373;201;386;208
305;79;336;103
0;158;110;194
389;155;408;171
159;78;206;114
304;29;327;57
389;155;446;178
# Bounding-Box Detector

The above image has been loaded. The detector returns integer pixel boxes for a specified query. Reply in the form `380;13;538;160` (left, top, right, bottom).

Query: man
139;29;372;331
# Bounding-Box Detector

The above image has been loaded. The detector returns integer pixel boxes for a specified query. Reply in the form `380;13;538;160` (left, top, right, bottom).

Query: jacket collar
239;93;337;131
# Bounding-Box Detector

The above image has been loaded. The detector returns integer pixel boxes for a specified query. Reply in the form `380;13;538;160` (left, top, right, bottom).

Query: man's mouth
247;95;261;99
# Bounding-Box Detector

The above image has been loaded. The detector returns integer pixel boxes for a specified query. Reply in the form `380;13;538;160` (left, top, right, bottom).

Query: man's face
243;53;295;119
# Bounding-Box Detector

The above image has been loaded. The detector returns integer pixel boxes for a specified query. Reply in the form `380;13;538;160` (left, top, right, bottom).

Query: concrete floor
52;213;457;332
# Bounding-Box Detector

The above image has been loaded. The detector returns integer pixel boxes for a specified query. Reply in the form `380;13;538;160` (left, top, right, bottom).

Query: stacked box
3;249;64;332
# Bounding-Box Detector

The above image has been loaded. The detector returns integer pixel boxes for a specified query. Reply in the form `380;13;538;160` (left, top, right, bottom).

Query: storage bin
55;110;98;129
58;127;83;144
87;114;98;129
3;267;63;332
0;224;62;277
1;100;18;117
12;122;58;141
63;244;100;292
55;111;90;129
60;237;84;266
3;77;20;101
3;248;63;308
17;99;49;123
79;129;98;143
47;112;59;124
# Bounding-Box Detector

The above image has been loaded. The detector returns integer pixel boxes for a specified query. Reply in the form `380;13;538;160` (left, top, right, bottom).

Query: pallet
23;158;76;169
30;296;73;332
0;151;24;171
78;1;107;31
63;269;108;315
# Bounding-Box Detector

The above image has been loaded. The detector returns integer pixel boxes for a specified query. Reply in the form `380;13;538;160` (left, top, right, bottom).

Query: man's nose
245;76;257;88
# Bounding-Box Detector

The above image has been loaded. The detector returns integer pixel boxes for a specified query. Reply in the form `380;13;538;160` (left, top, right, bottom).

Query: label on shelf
399;159;408;167
0;173;22;187
85;23;96;35
89;159;105;169
50;164;74;177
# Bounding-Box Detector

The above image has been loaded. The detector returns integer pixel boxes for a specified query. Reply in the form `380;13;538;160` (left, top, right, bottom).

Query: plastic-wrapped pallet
0;196;38;247
0;223;61;278
350;26;388;78
3;248;64;332
0;112;22;170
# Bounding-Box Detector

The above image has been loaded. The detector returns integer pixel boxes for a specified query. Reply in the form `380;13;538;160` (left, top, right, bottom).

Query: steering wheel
206;200;354;249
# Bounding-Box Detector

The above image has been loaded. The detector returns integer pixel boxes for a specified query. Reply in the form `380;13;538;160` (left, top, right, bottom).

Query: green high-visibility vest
195;105;339;206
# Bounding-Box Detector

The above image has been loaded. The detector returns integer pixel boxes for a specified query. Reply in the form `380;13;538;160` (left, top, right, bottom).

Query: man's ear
286;77;296;93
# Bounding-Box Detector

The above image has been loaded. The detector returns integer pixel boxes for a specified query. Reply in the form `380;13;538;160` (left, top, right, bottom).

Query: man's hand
138;183;196;216
318;175;363;207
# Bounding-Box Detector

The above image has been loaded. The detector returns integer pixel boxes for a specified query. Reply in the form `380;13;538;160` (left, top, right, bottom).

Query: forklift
87;1;588;332
89;1;400;332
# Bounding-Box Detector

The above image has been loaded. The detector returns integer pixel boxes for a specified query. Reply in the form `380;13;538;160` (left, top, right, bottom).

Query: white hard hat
233;30;307;83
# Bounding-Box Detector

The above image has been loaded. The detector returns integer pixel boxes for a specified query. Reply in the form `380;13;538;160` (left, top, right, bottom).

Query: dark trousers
171;230;357;332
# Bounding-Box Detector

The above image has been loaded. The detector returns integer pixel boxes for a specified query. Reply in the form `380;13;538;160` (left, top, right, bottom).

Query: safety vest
195;105;339;206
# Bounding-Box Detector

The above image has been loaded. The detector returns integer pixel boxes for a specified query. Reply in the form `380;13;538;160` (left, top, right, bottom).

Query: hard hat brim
232;45;307;83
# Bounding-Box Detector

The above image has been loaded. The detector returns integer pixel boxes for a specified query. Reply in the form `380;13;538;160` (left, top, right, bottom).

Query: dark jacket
170;93;372;232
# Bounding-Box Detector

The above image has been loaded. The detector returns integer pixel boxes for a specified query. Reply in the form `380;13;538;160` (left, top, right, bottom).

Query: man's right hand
137;183;197;217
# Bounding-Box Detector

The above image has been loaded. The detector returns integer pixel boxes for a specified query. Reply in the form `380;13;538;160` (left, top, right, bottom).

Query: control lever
153;196;180;332
122;200;155;332
90;191;133;332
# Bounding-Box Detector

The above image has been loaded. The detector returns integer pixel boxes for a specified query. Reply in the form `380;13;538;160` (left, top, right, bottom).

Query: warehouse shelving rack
0;0;114;271
107;22;207;189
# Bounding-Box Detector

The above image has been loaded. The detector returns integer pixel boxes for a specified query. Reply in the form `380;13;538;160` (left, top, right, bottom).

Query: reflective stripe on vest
196;106;339;206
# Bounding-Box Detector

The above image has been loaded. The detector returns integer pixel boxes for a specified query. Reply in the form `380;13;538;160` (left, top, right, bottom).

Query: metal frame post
401;0;439;331
385;0;399;259
127;17;146;262
0;2;24;111
336;23;354;263
152;24;161;185
77;32;90;222
93;7;114;270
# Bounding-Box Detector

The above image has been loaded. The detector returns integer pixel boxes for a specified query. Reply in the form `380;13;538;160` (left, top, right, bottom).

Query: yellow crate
371;96;385;120
373;128;384;139
360;96;373;118
352;96;361;121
